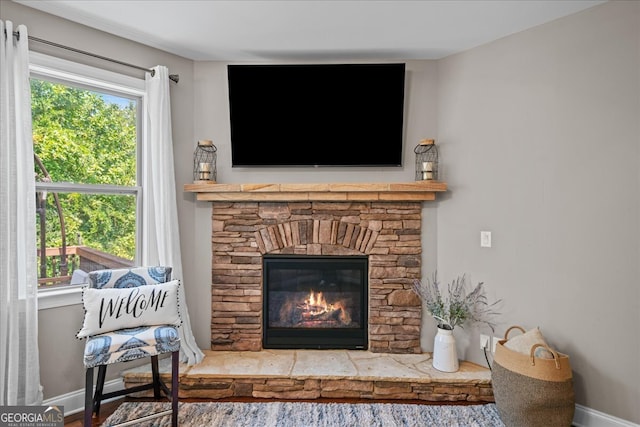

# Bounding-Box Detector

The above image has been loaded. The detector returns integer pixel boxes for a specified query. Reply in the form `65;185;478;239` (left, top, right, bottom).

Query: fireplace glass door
263;255;367;349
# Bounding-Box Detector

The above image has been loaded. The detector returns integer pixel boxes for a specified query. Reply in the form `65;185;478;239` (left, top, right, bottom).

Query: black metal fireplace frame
262;254;368;350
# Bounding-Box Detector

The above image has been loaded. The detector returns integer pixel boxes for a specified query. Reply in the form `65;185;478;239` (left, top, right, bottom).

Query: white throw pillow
77;280;182;338
504;327;554;359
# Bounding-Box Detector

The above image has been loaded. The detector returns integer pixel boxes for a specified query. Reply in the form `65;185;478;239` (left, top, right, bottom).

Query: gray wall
2;1;639;423
436;1;639;423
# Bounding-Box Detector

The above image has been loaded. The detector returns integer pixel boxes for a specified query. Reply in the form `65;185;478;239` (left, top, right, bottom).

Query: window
29;53;146;306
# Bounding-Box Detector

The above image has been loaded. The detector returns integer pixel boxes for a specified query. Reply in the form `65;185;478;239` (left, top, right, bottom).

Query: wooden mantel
183;181;447;202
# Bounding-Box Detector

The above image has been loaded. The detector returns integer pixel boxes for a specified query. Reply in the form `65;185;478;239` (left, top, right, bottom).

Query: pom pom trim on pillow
77;280;182;338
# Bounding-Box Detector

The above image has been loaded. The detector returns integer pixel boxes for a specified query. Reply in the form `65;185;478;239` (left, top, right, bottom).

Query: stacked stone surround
211;201;423;354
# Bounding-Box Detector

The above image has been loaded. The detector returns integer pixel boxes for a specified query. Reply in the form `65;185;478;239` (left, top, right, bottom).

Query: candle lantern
193;139;217;183
414;139;439;181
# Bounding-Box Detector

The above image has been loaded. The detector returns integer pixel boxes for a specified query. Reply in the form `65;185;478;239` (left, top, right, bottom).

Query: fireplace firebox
263;255;368;350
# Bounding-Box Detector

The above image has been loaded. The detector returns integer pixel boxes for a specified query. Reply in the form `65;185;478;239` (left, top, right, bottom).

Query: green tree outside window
31;79;138;283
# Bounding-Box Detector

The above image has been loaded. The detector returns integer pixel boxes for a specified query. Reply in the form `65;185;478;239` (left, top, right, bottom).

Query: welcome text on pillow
99;287;171;328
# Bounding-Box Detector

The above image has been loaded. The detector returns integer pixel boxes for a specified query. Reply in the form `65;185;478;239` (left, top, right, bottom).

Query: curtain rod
10;30;179;83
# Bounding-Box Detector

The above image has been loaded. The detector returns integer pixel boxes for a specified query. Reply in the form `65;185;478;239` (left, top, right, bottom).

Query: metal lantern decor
193;139;217;183
414;139;439;181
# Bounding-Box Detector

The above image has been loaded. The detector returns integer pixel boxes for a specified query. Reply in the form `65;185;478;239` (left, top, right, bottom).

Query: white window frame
30;52;146;309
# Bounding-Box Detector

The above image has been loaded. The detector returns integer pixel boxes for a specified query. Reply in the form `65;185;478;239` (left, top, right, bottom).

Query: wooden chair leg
172;351;179;427
151;355;161;399
93;365;107;416
84;367;94;427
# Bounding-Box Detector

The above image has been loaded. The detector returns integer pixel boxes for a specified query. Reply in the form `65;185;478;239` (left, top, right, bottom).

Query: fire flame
305;290;332;314
303;290;351;324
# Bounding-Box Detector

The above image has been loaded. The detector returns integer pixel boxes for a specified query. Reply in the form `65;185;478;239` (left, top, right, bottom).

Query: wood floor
63;399;123;427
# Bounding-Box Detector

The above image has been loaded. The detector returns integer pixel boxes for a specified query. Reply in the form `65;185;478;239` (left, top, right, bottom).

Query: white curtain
0;20;43;405
144;66;204;365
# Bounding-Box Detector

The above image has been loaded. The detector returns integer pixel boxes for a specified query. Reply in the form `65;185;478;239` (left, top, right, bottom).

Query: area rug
102;401;505;426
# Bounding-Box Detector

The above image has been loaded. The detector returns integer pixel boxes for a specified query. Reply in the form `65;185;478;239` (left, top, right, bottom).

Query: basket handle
530;343;561;369
504;325;526;340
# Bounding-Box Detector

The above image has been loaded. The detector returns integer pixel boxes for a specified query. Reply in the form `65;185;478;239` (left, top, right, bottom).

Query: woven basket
492;326;575;427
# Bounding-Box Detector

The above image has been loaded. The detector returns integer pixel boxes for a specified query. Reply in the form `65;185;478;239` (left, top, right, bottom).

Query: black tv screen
227;63;406;167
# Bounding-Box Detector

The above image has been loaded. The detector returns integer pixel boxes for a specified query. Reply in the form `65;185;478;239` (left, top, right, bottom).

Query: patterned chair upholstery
81;266;179;427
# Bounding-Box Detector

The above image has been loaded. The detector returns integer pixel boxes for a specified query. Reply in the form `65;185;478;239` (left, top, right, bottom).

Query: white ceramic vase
432;327;459;372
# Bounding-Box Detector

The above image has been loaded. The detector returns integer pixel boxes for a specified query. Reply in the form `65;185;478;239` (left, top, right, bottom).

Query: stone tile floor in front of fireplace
123;350;493;402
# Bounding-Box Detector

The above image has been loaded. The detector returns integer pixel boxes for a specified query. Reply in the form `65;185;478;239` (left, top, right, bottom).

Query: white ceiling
15;0;606;61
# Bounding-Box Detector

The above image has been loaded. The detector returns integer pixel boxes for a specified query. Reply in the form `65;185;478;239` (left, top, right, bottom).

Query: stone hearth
211;201;424;354
123;350;493;402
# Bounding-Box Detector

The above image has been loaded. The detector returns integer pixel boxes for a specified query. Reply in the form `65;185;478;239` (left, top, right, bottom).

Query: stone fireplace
211;201;423;354
129;182;492;403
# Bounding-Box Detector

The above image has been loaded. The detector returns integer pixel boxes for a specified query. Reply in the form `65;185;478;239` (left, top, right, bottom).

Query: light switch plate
480;231;492;248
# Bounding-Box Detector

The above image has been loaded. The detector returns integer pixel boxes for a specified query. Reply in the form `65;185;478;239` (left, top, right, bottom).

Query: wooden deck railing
37;245;133;287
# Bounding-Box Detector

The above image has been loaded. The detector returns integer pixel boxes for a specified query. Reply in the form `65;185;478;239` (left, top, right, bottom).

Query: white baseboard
42;378;124;416
574;404;639;427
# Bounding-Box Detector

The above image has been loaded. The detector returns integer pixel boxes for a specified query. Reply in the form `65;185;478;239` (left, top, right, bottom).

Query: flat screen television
227;63;406;167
